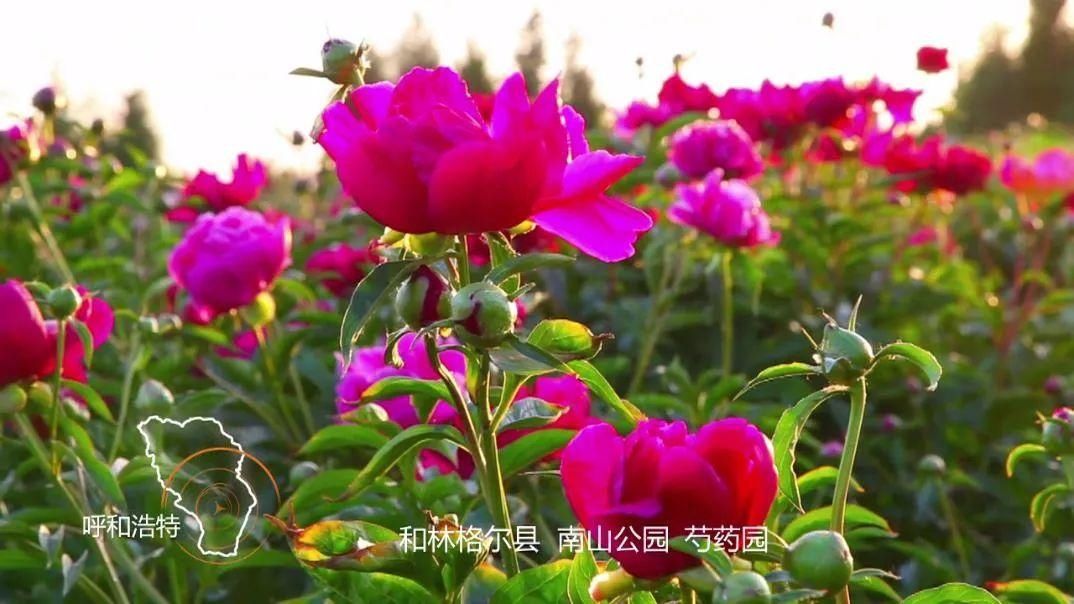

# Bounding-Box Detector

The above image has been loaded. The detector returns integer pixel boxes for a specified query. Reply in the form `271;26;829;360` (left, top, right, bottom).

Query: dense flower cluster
866;133;993;196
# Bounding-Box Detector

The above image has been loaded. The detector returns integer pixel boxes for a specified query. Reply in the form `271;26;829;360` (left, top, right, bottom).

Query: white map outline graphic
136;416;258;558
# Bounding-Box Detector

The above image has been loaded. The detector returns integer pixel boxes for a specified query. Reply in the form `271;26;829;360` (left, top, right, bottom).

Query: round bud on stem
714;571;771;603
1042;407;1074;456
241;292;276;328
321;38;363;86
395;265;453;330
818;324;874;385
783;530;854;591
32;87;64;116
589;568;635;602
0;384;27;415
451;282;517;348
917;454;947;477
47;286;83;320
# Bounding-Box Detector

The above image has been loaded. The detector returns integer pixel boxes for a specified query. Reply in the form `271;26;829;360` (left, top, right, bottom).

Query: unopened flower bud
451;282;517;348
32;87;64;115
27;382;53;413
784;530;853;591
917;454;947;477
291;130;305;146
1044;375;1063;397
589;568;635;602
405;232;452;256
47;286;83;320
321;38;363;86
395;265;453;330
714;571;772;604
1042;407;1074;456
0;384;27;415
240;291;276;328
90;118;105;136
818;324;874;385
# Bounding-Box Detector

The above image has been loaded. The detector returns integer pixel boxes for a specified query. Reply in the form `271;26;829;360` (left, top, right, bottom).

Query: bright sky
1;1;1032;175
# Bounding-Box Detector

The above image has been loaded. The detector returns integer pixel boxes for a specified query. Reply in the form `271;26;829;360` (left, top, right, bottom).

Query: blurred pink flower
168;207;291;317
669;171;779;248
917;46;949;74
306;243;380;298
1000;149;1074;199
0;280;53;387
318;67;650;262
183;154;267;212
0;122;30;186
667;120;763;180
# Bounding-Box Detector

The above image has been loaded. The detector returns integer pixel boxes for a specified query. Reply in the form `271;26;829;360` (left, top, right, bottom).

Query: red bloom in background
306;243;380;297
0;280;53;387
667;120;764;180
657;74;720;115
917;46;949;74
0;123;29;186
318;67;650;262
881;135;991;196
669;171;779;248
801;77;857;129
561;418;777;579
168;154;268;222
934;144;992;195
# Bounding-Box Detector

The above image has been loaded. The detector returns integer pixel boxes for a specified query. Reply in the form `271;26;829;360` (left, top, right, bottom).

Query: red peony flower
916;46;949;74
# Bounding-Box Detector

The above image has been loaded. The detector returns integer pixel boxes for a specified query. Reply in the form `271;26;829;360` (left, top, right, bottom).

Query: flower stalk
830;376;867;604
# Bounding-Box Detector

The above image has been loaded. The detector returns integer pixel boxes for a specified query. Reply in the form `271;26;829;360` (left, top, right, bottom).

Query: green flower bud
395;265;453;330
47;286;83;320
451;282;517;348
405;233;453;256
240;291;276;328
917;454;947;477
589;568;635;602
134;379;174;409
321;38;363;86
1042;407;1074;456
783;530;853;591
714;571;771;604
0;384;27;415
818;324;874;385
289;461;320;484
27;382;53;413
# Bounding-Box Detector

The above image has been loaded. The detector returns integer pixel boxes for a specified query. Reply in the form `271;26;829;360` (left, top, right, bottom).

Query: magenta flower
561;418;777;579
0;123;29;186
498;374;601;459
318;66;651;261
669;171;779;248
335;332;463;428
917;46;949;74
306;243;379;298
183;154;267;212
1000;149;1074;199
667;120;763;181
0;280;53;387
168;207;291;317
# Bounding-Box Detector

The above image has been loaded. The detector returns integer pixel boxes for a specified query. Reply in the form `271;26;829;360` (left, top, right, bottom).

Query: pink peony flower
1000;149;1074;198
561;418;777;579
306;243;380;298
498;374;601;459
0;123;30;186
318;67;651;261
667;120;763;180
168;207;291;317
917;46;949;74
669;171;779;248
0;280;53;387
183;154;268;212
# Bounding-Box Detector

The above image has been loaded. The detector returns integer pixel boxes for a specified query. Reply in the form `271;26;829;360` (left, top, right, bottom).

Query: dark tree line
950;0;1074;132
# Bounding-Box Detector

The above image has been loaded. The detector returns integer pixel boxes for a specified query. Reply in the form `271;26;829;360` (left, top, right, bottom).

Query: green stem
108;336;144;461
49;320;68;472
1062;457;1074;490
201;363;297;448
290;363;316;435
17;171;75;283
628;243;689;395
254;326;304;442
476;352;520;576
721;250;734;379
830;377;867;604
455;236;471;286
937;483;971;580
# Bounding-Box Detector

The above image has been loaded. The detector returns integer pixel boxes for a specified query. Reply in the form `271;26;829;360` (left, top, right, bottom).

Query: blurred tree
515;11;545;96
951;0;1074;131
393;14;440;77
459;42;495;93
562;34;605;128
106;91;159;165
364;47;389;84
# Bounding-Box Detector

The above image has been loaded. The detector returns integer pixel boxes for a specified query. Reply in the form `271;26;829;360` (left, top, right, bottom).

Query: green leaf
1030;483;1070;532
874;342;942;391
669;536;733;577
69;319;94;369
484;233;522;294
628;593;658;604
1006;443;1048;477
526;319;608;361
903;583;1000;604
485;253;573;285
61;379;114;423
313;570;439;604
567;548;598;604
734;528;788;564
329;424;466;501
361;377;451;405
490;336;572;376
290;67;329;78
772;385;849;511
772;589;828;603
568;360;645;427
499;429;576;477
57;416;125;506
990;579;1071;604
781;504;893;543
498;397;566;432
0;549;44;570
299;425;391;456
850;574;902;602
340;260;420;358
736;363;820;400
490;559;572;604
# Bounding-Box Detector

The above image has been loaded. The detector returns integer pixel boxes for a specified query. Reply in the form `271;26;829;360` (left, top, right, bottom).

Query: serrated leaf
736;363;820;400
874;342;942;391
299;425;391;456
485;253;573;285
340;260;420;358
1006;443;1048;477
772;385;849;511
903;583;999;603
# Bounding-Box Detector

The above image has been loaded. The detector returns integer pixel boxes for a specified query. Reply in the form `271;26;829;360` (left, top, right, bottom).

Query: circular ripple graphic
161;446;280;565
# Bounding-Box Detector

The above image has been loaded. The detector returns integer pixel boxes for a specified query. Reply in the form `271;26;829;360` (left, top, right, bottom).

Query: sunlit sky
1;1;1035;175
